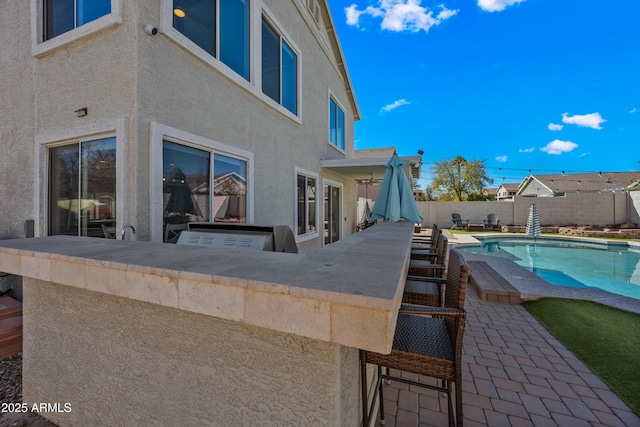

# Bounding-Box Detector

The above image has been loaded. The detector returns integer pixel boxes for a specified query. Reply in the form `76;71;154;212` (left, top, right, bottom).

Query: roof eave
321;0;361;120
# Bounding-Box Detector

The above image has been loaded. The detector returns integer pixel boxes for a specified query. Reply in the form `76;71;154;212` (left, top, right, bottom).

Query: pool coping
446;231;640;315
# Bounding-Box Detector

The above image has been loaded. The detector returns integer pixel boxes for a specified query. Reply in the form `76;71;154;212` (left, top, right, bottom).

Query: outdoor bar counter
0;221;414;426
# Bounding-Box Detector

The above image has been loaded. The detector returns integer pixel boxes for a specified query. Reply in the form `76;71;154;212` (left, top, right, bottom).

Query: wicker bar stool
408;235;448;279
404;248;467;308
361;252;469;426
412;223;439;244
411;228;442;259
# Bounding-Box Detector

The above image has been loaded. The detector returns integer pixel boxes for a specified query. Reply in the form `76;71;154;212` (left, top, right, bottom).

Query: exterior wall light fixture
75;108;88;118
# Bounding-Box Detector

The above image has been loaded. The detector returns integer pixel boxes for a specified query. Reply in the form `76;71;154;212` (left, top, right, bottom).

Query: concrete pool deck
447;231;640;316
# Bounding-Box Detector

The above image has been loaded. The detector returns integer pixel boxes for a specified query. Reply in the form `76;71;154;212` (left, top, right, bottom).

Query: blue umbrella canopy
369;153;423;224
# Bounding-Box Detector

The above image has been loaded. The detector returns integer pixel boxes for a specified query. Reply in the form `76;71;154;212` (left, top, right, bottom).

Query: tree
423;185;437;201
431;156;493;201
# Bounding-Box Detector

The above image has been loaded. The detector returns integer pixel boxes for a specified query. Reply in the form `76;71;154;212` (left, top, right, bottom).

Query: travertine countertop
0;221;413;353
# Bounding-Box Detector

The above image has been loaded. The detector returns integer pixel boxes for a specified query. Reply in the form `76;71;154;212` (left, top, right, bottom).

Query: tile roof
353;147;396;158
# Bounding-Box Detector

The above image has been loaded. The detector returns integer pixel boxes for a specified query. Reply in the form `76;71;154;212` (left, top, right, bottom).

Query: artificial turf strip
523;298;640;416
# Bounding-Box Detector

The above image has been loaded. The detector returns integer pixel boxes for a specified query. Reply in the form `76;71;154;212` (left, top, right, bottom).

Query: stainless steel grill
176;223;298;253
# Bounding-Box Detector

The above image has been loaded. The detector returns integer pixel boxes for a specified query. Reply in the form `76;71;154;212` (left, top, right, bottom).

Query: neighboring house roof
321;0;360;120
499;183;520;192
483;187;498;196
518;172;640;194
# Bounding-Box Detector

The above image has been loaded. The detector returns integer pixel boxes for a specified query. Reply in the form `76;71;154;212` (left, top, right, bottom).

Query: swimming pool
459;237;640;300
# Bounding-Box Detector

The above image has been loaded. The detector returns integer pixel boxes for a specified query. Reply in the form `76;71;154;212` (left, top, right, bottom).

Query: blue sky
326;0;640;189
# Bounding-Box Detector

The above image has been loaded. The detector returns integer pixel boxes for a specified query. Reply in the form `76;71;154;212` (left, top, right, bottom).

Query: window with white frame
162;140;248;242
262;16;298;115
329;97;345;150
44;0;111;40
172;0;250;81
296;173;317;237
49;136;116;238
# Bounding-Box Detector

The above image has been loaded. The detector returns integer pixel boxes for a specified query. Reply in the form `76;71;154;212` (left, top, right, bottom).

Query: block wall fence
417;191;640;229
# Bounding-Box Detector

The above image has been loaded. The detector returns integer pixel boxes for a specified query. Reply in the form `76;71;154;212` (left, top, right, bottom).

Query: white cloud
561;112;606;130
630;107;637;114
345;5;363;26
345;1;458;33
547;123;563;131
495;155;508;163
477;0;525;12
518;147;535;153
380;99;410;113
540;139;578;155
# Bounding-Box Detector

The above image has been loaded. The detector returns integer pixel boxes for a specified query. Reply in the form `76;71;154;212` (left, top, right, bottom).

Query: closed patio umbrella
369;153;423;224
526;204;541;239
164;168;203;219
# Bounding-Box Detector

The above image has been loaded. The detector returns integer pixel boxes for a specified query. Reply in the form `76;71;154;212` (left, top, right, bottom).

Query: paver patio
374;285;640;426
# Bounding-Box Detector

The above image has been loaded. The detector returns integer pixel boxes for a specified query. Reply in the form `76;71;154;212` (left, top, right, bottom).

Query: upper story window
172;0;250;81
44;0;111;40
262;17;298;115
329;98;345;150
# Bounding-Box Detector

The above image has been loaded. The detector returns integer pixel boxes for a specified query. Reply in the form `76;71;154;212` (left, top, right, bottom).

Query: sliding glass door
324;183;341;245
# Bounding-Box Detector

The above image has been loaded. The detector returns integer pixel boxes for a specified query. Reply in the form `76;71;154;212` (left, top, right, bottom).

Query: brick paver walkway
374;286;640;426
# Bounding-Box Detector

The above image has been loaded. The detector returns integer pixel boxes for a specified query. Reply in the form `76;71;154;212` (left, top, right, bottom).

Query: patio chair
101;224;116;239
483;214;500;231
404;248;468;308
361;250;468;427
451;213;469;230
164;222;188;243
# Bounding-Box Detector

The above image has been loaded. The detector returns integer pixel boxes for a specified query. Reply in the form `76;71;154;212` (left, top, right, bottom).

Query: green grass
523;298;640;416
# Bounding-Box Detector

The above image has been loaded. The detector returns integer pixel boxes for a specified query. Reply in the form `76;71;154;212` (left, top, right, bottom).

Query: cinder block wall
631;191;640;225
418;190;639;228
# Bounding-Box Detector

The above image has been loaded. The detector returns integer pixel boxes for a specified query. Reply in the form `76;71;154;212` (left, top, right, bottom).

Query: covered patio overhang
321;155;422;184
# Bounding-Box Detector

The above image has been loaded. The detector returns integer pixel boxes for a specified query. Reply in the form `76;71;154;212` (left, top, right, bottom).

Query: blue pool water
459;238;640;300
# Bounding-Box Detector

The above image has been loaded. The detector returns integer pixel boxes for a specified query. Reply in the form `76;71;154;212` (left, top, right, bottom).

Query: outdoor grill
176;222;298;253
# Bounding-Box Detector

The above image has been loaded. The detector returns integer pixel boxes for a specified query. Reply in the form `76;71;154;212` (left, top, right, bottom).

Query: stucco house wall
0;0;360;254
23;279;360;426
0;0;38;240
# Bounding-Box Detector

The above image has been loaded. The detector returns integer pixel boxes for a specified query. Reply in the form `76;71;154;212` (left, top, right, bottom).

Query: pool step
468;261;521;304
0;297;22;360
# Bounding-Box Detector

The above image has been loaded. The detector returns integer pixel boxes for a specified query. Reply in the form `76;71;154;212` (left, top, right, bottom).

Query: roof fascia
320;0;361;120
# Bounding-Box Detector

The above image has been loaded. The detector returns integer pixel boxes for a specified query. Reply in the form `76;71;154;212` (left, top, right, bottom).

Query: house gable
518;176;554;197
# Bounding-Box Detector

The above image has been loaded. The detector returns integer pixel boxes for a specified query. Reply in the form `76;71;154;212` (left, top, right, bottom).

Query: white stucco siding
136;0;358;250
1;2;37;239
0;0;358;251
